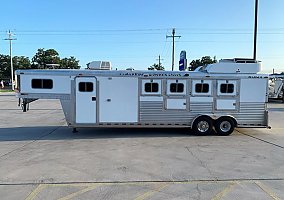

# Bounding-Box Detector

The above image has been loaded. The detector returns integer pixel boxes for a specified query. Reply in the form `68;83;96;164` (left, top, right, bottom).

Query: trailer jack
18;98;38;112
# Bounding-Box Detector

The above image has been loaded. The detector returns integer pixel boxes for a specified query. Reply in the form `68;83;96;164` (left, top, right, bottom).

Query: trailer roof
16;69;268;78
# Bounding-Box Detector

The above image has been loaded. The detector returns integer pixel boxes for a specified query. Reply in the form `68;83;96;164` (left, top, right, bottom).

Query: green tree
32;48;60;69
60;56;80;69
13;56;31;70
189;56;217;71
0;54;10;79
148;63;164;70
0;54;31;79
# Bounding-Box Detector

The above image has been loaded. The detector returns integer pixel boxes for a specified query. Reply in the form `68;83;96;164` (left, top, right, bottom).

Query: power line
1;28;284;35
2;27;284;32
6;32;284;36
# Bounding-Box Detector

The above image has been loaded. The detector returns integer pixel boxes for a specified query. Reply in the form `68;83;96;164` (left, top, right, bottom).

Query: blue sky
0;0;284;72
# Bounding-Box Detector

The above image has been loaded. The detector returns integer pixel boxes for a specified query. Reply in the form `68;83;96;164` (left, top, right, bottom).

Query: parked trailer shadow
0;126;205;142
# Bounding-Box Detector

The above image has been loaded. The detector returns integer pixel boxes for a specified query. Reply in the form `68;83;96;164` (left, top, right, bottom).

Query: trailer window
195;83;209;93
170;83;184;93
145;83;159;93
32;79;53;89
79;82;93;92
220;84;234;93
16;75;21;91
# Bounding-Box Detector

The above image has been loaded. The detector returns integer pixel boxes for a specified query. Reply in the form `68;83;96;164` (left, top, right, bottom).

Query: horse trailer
15;58;269;135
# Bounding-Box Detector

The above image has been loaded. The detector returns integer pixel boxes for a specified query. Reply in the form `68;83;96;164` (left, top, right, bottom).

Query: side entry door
75;77;97;123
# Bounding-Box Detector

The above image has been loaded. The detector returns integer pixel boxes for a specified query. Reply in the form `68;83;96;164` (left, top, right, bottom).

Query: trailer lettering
119;72;182;77
248;76;263;79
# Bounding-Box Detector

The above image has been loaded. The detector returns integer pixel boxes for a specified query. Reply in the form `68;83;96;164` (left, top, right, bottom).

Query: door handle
92;97;96;101
107;99;111;102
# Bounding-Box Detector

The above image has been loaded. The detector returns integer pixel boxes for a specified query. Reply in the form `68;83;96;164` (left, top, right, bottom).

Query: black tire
192;116;213;135
215;117;235;136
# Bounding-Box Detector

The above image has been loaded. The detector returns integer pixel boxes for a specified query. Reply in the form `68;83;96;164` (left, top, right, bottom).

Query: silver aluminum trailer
15;58;269;135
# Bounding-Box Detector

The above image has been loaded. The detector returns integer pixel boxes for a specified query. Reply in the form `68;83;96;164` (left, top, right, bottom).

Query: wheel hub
220;121;231;132
197;121;209;133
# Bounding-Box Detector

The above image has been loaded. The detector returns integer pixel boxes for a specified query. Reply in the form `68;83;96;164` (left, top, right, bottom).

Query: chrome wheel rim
197;121;209;133
220;121;231;132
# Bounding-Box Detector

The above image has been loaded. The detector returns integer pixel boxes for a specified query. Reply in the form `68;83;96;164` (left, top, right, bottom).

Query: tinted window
16;75;21;90
220;84;234;93
79;82;93;92
152;83;158;92
32;79;53;89
170;83;184;93
145;83;159;93
145;83;152;92
195;83;209;93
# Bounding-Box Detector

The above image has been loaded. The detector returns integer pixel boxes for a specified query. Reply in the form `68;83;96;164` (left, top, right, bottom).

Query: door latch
92;97;96;101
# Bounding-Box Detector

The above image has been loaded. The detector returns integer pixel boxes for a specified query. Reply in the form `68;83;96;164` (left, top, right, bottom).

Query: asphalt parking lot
0;93;283;200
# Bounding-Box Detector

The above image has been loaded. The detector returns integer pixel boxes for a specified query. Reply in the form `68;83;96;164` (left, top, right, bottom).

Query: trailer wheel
192;116;213;135
215;117;235;136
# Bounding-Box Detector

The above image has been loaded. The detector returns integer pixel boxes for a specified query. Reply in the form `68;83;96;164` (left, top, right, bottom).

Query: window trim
191;80;212;96
166;80;187;95
217;80;237;96
141;79;162;95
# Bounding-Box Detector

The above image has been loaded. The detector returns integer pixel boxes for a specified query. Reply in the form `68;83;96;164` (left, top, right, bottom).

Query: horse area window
32;79;53;89
220;84;234;93
170;83;184;93
195;83;209;93
79;82;93;92
145;83;159;93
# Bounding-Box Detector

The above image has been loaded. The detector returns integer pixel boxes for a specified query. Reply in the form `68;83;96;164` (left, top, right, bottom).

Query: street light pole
253;0;259;60
4;30;17;90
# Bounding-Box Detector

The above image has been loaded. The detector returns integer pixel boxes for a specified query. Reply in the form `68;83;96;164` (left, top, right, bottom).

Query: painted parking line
24;180;282;200
134;183;169;200
25;184;47;200
25;183;104;200
255;181;281;200
211;181;237;200
58;184;102;200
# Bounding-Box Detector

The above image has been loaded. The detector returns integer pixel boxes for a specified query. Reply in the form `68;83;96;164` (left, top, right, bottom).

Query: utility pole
156;55;163;68
4;30;17;90
166;28;181;71
253;0;258;60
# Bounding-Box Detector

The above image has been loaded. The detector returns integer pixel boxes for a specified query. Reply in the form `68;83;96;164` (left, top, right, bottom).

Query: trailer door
75;77;97;123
